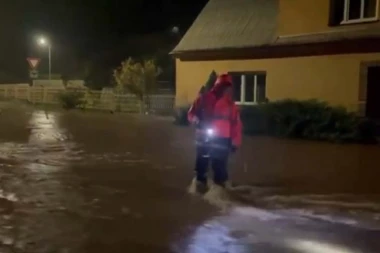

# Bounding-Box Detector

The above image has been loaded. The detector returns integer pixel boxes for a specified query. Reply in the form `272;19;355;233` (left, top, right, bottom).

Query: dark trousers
195;146;229;186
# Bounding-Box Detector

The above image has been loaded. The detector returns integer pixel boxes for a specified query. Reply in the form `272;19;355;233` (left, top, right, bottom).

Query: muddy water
0;103;380;252
0;105;216;252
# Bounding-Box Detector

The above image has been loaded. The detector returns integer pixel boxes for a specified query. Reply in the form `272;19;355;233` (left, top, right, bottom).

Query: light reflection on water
183;219;250;253
28;110;67;144
13;110;86;252
174;204;379;253
23;111;79;169
285;239;360;253
0;111;76;168
175;206;279;253
0;109;379;252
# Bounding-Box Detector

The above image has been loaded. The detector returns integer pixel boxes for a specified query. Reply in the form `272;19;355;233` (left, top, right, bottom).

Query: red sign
27;57;40;69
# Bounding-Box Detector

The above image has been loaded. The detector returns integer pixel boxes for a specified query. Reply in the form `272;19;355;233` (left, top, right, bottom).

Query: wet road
0;103;380;252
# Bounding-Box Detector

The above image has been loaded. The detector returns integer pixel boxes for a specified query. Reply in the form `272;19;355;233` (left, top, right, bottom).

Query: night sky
1;0;208;82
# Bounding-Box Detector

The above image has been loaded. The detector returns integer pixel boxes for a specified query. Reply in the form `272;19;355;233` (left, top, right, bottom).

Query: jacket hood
211;74;233;100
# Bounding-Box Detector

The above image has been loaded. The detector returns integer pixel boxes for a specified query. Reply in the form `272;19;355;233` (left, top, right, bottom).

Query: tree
113;58;161;96
113;57;162;111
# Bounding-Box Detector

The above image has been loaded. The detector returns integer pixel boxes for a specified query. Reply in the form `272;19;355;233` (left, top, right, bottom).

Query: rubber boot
187;178;208;195
203;182;232;209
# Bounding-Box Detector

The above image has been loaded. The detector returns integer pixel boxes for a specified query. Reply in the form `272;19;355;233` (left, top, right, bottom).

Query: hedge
240;99;376;143
173;99;377;143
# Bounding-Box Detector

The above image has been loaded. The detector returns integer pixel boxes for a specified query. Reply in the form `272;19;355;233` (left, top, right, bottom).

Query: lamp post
38;37;51;80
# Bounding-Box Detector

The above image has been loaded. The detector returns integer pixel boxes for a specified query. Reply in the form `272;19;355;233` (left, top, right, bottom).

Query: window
329;0;379;25
229;72;266;105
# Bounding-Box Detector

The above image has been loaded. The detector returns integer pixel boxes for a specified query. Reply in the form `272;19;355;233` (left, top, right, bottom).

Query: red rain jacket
188;75;242;148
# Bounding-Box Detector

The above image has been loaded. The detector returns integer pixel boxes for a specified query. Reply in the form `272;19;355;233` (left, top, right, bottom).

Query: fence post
42;86;47;104
141;95;144;114
112;91;117;112
27;86;31;103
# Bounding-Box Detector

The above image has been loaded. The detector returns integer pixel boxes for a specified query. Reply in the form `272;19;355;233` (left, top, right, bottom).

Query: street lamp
171;26;179;34
38;37;51;80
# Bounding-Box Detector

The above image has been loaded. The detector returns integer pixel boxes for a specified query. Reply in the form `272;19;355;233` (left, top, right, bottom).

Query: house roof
172;0;380;55
275;26;380;45
172;0;279;53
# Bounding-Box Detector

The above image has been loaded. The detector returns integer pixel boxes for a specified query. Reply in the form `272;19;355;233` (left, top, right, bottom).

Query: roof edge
172;37;380;61
171;30;380;56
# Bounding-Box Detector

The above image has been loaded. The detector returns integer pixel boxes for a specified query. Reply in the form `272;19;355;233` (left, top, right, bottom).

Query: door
366;66;380;120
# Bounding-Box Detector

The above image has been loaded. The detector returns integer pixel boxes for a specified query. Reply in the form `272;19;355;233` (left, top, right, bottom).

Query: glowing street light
37;36;52;80
171;26;179;34
39;37;47;45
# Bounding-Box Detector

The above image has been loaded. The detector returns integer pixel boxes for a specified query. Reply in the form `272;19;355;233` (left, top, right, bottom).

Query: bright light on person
206;128;214;136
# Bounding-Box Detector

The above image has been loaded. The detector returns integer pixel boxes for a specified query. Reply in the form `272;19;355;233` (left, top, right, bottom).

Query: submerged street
0;103;379;253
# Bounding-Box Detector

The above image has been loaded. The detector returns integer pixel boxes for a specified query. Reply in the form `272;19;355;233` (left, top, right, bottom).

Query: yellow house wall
176;53;380;111
279;0;380;36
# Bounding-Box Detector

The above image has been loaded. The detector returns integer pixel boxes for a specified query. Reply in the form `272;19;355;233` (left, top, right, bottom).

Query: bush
173;99;376;143
240;99;377;143
240;105;268;135
58;90;86;110
173;106;190;126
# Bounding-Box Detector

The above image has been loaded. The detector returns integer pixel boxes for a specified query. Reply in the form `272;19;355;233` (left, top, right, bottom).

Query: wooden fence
0;85;175;114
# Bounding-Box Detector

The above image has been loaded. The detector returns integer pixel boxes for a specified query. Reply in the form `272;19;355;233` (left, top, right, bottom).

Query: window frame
341;0;379;24
228;71;266;106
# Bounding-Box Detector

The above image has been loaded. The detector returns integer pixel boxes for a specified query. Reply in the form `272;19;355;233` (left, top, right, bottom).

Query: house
172;0;380;120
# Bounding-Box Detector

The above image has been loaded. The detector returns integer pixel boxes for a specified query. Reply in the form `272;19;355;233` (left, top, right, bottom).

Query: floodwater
0;102;380;253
